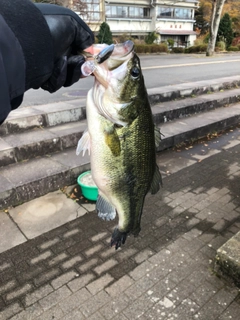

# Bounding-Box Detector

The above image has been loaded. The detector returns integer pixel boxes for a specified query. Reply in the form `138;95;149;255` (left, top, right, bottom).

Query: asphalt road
21;52;240;107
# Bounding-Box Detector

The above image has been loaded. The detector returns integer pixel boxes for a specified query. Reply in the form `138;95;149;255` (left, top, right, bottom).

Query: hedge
134;43;168;54
227;46;239;51
171;47;185;53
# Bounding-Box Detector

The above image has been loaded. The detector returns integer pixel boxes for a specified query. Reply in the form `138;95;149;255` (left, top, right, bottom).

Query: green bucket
77;171;98;201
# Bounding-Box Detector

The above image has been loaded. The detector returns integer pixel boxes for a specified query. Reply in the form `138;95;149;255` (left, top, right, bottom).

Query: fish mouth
110;40;134;59
84;40;134;61
93;41;135;88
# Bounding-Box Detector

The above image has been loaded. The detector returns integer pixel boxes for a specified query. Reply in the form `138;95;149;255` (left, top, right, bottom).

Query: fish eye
130;67;140;79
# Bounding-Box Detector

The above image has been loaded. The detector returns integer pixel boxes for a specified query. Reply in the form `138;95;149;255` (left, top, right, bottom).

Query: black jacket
0;0;94;125
0;0;54;124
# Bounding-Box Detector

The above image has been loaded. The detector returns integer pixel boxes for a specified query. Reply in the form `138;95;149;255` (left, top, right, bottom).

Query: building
154;0;198;47
71;0;198;47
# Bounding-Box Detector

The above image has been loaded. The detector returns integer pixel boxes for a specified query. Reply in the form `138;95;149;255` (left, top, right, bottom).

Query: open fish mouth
80;42;134;101
109;40;134;59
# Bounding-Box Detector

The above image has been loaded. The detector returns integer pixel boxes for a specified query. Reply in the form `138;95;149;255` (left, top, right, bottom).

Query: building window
174;8;192;19
157;7;173;18
157;6;192;20
106;5;150;19
80;0;101;21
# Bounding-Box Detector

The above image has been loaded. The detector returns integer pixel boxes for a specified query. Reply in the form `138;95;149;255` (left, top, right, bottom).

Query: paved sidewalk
0;128;240;319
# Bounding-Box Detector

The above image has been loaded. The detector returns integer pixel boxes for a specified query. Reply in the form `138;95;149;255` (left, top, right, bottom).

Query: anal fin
150;165;163;194
96;195;116;221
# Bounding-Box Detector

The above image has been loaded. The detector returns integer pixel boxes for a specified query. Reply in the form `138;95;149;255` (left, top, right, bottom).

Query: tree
206;0;226;56
145;32;158;45
194;4;210;34
97;22;113;45
222;0;240;35
217;13;234;48
198;0;240;36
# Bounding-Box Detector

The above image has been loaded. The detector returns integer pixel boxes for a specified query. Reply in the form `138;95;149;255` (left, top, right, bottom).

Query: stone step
1;103;240;209
1;89;240;168
157;103;240;151
0;121;87;167
152;88;240;124
148;75;240;104
1;76;240;136
0;99;87;136
215;231;240;288
0;148;90;210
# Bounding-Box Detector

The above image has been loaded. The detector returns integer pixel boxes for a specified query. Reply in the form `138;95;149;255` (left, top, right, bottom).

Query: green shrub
199;44;207;52
145;32;158;44
216;41;226;51
185;44;207;53
171;47;184;53
167;38;174;48
227;46;239;51
186;46;197;53
97;22;113;44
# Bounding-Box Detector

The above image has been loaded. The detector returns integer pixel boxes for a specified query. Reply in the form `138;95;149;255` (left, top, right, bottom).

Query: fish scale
77;41;162;249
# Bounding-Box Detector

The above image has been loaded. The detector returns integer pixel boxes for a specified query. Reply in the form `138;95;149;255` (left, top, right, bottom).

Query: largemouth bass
77;41;162;249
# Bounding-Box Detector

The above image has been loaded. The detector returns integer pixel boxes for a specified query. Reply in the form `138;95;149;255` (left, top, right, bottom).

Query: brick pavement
0;134;240;319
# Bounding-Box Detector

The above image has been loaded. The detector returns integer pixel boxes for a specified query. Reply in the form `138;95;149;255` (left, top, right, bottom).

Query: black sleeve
0;14;25;125
0;0;54;124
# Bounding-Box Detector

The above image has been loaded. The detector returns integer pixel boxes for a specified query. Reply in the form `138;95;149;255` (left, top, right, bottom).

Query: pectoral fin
76;129;91;156
150;165;162;194
97;194;116;221
104;126;121;157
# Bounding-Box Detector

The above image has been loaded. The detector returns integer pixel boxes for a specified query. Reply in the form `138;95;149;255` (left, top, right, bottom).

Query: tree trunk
206;0;226;56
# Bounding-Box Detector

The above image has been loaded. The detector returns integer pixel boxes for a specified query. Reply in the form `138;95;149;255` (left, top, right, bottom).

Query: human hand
35;3;94;93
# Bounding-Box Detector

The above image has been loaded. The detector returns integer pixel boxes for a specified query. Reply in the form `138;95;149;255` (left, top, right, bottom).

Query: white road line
142;59;240;70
